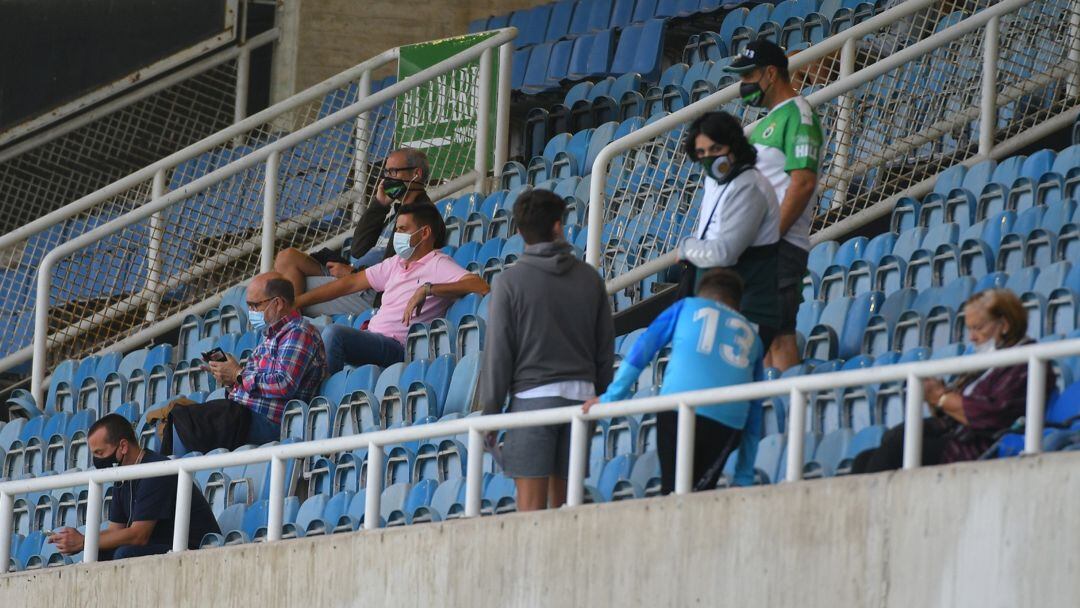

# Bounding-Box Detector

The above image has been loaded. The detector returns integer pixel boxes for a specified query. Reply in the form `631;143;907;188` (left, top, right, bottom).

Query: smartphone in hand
201;347;228;363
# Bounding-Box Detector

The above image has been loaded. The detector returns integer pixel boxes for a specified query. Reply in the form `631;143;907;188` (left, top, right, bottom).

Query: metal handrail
27;27;517;404
591;0;1078;291
2;334;1075;568
0;30;389;251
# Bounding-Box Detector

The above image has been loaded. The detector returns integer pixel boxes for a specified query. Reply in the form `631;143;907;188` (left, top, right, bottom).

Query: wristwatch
423;282;433;297
235;372;243;387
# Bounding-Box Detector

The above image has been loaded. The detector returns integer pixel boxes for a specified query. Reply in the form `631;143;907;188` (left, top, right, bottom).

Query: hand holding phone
202;347;228;363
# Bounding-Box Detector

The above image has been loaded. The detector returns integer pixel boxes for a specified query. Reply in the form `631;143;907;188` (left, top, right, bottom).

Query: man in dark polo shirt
47;414;220;560
273;147;435;316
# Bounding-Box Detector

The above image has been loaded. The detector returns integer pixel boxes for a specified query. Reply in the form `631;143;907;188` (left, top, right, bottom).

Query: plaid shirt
228;310;326;424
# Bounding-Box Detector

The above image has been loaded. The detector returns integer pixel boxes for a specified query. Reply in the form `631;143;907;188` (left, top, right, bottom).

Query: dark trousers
99;543;171;561
656;411;742;494
851;419;947;473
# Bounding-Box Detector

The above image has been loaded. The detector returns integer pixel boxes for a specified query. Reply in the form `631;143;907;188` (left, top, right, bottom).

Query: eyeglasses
383;166;416;177
246;296;278;310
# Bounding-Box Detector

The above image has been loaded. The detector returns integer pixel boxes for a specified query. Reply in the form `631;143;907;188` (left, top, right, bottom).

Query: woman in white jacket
679;111;782;349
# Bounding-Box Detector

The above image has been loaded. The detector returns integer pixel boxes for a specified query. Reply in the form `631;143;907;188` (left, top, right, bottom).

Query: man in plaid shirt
171;272;327;456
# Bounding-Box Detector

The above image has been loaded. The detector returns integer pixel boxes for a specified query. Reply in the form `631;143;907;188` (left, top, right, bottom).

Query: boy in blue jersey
584;269;764;493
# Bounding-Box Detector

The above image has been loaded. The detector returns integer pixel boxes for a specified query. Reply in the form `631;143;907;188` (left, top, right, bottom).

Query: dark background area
0;0;231;132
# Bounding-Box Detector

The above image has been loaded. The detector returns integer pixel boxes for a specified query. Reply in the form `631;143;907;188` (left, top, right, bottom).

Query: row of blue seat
473;0;732;50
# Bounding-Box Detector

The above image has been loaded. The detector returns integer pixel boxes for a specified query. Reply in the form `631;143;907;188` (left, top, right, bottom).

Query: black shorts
777;241;809;335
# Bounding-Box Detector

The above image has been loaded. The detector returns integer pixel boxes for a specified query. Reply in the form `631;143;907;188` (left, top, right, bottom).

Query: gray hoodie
479;240;615;414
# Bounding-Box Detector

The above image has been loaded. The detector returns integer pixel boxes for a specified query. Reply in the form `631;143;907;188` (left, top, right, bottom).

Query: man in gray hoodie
479;189;615;512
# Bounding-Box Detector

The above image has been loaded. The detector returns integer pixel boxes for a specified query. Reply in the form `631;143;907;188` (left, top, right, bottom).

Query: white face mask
972;340;996;355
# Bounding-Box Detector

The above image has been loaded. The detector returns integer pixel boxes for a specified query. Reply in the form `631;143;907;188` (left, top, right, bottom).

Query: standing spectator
853;289;1057;472
727;40;824;372
273;147;434;315
297;203;489;373
680;110;781;350
48;414;220;560
480;189;615;512
585;269;765;493
170;272;327;455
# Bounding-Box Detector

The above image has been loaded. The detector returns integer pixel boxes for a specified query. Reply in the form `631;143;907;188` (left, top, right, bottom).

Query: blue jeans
100;543;171;561
172;407;281;457
321;325;404;373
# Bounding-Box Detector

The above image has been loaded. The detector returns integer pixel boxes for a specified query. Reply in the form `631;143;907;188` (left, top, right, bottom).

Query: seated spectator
853;289;1057;472
585;269;765;493
169;272;327;456
48;414;220;560
274;147;433;316
297;203;489;373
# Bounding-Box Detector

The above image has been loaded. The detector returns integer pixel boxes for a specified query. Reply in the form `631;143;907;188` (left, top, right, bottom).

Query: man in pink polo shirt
296;203;490;372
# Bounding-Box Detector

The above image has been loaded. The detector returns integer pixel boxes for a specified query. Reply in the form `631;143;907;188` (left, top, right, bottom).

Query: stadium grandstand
1;0;1080;604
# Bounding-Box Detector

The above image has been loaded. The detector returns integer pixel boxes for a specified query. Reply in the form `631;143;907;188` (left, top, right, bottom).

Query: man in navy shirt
48;414;220;560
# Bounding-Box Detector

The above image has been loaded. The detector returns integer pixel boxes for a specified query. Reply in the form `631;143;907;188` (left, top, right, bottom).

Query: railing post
566;414;589;506
474;47;494;195
261;150;280;273
31;254;57;406
0;491;12;572
675;403;696;494
585;156;607;268
172;468;193;552
493;41;512;180
785;389;807;482
144;169;168;322
1024;356;1046;454
83;479;103;563
235;46;252;125
465;428;484;517
827;37;857;211
902;373;925;469
266;455;286;542
979;15;999;156
364;443;383;530
352;69;373;221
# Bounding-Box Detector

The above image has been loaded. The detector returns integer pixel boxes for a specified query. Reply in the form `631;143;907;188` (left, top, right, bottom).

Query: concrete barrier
4;451;1079;607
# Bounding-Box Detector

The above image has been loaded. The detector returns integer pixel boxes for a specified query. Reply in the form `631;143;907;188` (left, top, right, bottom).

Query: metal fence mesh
0;60;240;236
24;55;486;370
599;0;1080;305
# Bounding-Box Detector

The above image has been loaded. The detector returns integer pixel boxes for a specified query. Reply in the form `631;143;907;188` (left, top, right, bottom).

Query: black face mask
93;444;124;470
383;177;409;200
739;77;770;108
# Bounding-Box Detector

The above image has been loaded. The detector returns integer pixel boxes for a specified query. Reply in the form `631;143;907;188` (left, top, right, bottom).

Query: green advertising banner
396;32;498;181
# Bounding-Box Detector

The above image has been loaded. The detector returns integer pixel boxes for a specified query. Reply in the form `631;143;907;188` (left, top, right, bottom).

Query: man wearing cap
726;40;824;372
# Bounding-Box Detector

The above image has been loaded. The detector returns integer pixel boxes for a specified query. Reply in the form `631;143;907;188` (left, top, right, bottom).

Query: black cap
724;40;789;73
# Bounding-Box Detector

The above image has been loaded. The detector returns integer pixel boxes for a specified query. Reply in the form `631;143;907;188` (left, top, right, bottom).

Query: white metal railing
587;0;1080;290
2;336;1075;569
3;29;514;396
0;27;274;239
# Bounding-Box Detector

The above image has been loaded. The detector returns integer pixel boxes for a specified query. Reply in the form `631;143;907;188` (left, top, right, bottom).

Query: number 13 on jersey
693;307;755;368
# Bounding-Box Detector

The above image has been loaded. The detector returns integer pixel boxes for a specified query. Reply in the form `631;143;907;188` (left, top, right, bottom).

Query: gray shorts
502;396;582;479
301;276;375;317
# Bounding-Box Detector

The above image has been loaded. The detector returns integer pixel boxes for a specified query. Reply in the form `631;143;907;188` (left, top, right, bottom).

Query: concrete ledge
4;452;1079;607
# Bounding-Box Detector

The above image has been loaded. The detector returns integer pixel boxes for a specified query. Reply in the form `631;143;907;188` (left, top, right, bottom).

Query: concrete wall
271;0;549;102
4;452;1080;607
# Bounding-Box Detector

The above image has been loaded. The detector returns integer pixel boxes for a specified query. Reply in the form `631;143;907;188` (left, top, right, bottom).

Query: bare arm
403;274;491;325
429;274;491;298
295;270;372;309
778;169;818;237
